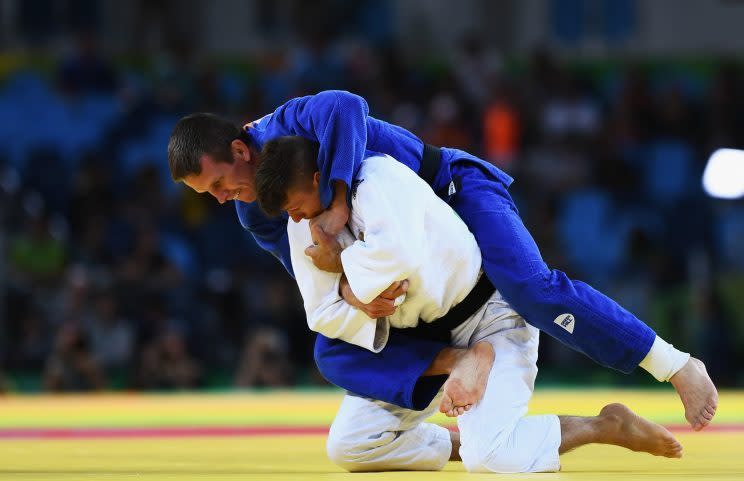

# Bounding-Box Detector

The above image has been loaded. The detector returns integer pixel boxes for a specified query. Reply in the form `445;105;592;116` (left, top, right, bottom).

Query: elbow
307;307;349;340
496;270;560;313
329;90;368;115
307;314;334;338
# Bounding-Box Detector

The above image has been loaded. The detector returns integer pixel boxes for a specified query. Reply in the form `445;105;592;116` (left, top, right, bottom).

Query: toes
439;394;453;414
666;442;683;458
444;404;472;418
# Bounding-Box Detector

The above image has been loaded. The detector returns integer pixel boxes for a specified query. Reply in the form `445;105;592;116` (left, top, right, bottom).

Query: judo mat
0;388;742;480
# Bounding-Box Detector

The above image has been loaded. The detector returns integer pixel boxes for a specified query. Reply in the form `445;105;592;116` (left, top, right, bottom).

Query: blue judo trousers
235;90;657;410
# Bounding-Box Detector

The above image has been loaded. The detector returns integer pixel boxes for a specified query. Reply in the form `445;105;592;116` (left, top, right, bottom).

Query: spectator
43;322;105;392
139;329;202;390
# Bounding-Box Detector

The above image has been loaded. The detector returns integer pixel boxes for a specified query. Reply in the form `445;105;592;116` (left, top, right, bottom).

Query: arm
341;163;427;303
288;219;389;352
313;181;350;237
235;202;295;277
267;90;369;218
340;274;409;319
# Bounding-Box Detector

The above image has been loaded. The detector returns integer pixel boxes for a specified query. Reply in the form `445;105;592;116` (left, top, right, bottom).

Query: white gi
288;155;562;473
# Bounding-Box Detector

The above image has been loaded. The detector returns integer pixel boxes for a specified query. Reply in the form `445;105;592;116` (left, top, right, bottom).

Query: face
283;172;323;223
182;140;258;204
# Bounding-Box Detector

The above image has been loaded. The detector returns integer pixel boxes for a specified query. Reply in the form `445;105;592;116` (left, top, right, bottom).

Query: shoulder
351;155;418;205
358;154;419;187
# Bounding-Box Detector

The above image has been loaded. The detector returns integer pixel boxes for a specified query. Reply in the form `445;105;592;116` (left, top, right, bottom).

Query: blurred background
0;0;742;394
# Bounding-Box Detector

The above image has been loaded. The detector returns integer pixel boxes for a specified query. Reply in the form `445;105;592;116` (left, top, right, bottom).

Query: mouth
232;189;241;201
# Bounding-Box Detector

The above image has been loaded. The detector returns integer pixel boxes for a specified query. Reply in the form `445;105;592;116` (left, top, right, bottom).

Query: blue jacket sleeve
249;222;293;278
266;90;369;208
235;202;295;277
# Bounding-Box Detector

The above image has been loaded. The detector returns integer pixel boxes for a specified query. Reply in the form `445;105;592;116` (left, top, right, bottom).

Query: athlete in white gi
255;136;687;473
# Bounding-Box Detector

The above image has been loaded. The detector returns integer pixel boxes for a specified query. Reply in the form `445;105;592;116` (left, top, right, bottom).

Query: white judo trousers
326;290;562;473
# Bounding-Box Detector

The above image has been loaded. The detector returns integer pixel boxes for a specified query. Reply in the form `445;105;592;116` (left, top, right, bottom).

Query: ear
231;139;252;163
313;171;321;188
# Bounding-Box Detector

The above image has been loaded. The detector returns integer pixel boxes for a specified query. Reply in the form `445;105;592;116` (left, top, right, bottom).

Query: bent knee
326;432;381;472
463;446;541;473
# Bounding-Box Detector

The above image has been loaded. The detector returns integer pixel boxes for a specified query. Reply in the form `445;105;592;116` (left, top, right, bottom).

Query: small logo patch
554;313;575;334
448;181;457;196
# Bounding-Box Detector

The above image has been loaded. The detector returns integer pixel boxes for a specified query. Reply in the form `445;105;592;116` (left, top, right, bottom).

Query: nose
212;191;228;204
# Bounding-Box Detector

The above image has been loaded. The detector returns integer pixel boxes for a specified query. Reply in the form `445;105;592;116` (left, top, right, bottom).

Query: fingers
361;298;395;318
309;221;334;246
378;281;401;299
379;279;409;300
391;279;409;298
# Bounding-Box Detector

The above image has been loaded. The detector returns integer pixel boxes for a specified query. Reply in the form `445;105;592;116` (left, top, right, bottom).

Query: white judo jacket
288;154;482;352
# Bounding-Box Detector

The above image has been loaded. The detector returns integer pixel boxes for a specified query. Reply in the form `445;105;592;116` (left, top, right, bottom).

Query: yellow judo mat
0;388;742;481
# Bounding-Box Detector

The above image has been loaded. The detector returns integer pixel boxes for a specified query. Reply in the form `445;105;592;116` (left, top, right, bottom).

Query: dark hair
167;113;241;182
256;136;320;216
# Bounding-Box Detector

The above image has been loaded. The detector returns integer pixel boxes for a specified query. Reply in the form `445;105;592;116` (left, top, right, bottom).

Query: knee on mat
326;430;379;472
462;444;538;474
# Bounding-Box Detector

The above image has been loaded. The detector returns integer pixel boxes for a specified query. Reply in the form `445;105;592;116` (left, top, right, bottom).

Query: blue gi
235;90;656;409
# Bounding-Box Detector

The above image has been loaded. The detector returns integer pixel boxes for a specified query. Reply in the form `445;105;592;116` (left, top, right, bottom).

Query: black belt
402;274;495;343
420;143;461;200
419;143;442;187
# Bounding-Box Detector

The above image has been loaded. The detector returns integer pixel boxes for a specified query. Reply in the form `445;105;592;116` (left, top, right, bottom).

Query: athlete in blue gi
167;90;717;430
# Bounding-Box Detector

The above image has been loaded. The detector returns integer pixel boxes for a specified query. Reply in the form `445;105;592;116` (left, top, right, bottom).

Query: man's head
256;136;323;222
168;113;259;203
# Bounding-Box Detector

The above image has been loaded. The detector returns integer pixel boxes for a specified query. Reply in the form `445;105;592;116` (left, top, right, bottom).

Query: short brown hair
255;136;320;216
167;113;240;181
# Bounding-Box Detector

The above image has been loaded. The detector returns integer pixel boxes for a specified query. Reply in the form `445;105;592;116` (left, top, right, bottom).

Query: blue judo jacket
234;90;656;410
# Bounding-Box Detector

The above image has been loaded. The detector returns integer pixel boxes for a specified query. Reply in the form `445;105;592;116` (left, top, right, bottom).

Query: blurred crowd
1;16;744;392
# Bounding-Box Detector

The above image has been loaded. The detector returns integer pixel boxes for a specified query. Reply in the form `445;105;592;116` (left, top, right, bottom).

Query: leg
326;392;451;472
314;331;447;410
316;331;494;414
449;162;656;373
449;163;718;428
457;318;562;473
559;403;682;458
434;342;494;417
456;312;683;473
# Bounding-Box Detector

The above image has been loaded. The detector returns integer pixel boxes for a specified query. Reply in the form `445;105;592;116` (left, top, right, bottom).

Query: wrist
331;199;349;217
331;181;350;208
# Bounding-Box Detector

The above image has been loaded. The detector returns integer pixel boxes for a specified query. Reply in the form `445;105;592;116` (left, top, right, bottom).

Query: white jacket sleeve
287;219;389;352
340;164;427;304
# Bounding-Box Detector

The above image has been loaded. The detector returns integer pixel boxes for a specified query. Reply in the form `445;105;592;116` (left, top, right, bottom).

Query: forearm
331;180;349;210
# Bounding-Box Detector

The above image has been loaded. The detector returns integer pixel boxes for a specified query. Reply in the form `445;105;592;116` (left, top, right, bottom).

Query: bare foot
439;341;494;417
670;357;718;431
600;403;683;458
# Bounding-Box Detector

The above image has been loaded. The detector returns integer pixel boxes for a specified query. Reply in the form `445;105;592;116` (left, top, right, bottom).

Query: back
344;155;482;328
